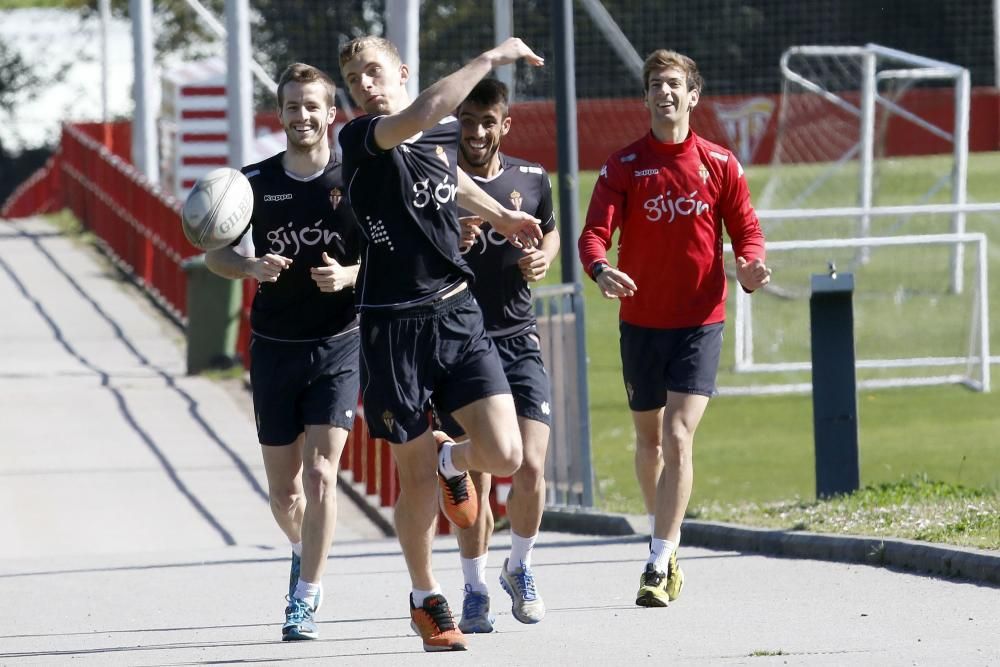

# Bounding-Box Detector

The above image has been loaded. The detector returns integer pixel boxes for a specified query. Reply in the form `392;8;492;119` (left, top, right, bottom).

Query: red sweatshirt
579;130;765;329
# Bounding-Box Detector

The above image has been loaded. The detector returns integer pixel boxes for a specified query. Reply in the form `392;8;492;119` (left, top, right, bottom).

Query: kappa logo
600;165;608;178
634;168;659;177
329;187;343;210
540;401;551;416
264;193;293;202
509;189;523;211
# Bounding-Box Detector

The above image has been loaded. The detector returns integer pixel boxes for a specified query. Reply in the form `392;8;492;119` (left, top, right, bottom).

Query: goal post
761;43;971;292
723;230;991;396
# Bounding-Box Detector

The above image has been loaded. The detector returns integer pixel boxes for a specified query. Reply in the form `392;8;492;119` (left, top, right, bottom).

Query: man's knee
269;486;304;514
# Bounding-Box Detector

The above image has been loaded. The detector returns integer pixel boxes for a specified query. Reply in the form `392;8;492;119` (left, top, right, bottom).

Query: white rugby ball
181;167;253;251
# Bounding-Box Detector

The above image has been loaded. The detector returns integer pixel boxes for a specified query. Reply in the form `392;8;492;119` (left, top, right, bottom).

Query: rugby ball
181;167;253;251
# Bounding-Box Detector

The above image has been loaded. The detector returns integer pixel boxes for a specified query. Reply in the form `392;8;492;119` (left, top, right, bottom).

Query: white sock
647;515;656;536
461;554;489;593
438;441;464;479
291;541;303;557
411;587;442;608
508;531;537;571
293;578;322;606
647;538;676;573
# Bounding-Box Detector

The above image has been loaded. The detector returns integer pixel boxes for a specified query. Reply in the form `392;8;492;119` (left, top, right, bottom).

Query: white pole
858;50;876;264
994;0;1000;88
386;0;419;99
99;0;110;123
951;68;971;294
225;0;252;169
493;0;514;100
129;0;158;182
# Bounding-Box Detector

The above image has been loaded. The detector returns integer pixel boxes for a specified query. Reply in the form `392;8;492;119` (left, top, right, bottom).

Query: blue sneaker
288;551;301;600
499;558;545;624
282;596;318;641
458;585;495;633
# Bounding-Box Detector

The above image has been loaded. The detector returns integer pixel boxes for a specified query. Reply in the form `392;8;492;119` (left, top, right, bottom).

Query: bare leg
654;392;710;542
450;394;523;476
456;470;493;559
261;436;306;544
505;417;549;539
392;429;442;591
631;408;665;515
298;424;349;585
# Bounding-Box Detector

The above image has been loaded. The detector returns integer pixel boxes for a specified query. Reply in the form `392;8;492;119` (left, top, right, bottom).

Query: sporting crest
509;189;523;211
329;186;343;210
435;145;449;168
713;97;775;166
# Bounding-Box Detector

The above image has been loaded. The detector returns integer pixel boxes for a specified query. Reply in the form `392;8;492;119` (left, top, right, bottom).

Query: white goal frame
724;230;990;396
768;44;971;291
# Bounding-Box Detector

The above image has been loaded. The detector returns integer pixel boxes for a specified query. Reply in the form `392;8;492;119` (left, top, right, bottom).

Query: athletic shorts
619;321;724;411
249;329;360;446
360;288;511;444
435;328;552;438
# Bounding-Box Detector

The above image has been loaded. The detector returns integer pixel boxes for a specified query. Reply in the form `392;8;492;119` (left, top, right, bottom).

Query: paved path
0;217;997;665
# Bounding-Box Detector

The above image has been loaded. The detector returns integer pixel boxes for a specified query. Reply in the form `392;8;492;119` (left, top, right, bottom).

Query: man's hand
484;38;544;68
310;252;356;292
596;266;637;299
736;256;772;291
458;215;483;251
248;253;292;283
518;247;550;282
491;209;543;249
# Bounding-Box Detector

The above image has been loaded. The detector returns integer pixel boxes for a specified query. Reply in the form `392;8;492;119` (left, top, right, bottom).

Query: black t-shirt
339;114;473;307
238;153;360;340
459;154;557;338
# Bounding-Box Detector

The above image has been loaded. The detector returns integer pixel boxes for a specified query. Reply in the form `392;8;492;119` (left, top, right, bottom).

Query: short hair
276;63;336;108
642;49;703;95
461;79;510;117
338;36;402;71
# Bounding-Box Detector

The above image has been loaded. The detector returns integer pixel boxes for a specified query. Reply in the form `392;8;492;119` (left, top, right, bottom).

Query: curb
541;508;1000;586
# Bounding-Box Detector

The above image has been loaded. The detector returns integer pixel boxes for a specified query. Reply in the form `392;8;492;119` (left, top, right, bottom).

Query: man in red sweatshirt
578;49;772;607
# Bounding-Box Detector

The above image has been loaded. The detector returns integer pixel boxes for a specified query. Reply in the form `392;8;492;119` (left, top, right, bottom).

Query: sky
0;8;143;153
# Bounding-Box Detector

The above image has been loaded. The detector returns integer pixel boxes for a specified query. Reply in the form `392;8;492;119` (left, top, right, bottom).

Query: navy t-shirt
459;154;556;338
339;114;473;307
238;153;360;340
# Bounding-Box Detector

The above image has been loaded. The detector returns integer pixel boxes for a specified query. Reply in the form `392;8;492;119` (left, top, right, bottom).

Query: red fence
1;121;502;534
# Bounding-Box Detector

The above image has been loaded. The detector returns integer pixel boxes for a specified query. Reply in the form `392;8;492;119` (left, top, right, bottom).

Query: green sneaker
635;551;684;607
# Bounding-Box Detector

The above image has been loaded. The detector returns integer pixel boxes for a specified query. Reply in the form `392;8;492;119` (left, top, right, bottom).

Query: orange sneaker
409;593;467;652
433;430;478;529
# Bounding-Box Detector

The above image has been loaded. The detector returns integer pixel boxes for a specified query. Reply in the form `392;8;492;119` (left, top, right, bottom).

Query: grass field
553;151;1000;517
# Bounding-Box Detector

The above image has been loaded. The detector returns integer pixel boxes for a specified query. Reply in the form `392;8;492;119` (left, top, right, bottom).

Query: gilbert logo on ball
181;167;253;251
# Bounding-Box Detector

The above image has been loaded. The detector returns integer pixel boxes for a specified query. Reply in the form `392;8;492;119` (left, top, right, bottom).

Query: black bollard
810;266;860;498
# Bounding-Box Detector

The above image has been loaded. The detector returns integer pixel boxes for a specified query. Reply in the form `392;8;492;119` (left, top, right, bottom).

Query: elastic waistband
362;282;472;317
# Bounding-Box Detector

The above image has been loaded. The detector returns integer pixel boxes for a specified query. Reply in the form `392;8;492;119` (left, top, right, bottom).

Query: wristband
592;261;609;281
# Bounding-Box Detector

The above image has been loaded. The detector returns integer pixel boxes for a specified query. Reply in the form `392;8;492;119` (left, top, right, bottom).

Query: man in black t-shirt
205;63;359;643
338;36;543;653
435;79;560;633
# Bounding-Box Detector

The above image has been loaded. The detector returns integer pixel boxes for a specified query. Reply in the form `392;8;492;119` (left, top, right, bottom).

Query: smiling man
430;78;560;634
204;63;361;642
579;49;772;608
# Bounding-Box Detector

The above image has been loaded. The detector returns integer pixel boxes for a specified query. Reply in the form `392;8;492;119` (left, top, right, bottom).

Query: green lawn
552;152;1000;514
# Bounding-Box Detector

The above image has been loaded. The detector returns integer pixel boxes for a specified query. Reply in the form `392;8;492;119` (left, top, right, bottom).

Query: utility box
182;254;242;374
810;270;860;498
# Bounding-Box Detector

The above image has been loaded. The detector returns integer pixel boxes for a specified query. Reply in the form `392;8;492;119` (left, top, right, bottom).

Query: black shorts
436;329;552;438
619;321;724;411
360;289;511;444
249;329;360;446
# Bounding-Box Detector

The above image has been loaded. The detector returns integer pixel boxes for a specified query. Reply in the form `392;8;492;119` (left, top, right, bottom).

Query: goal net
757;43;970;246
719;233;990;395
